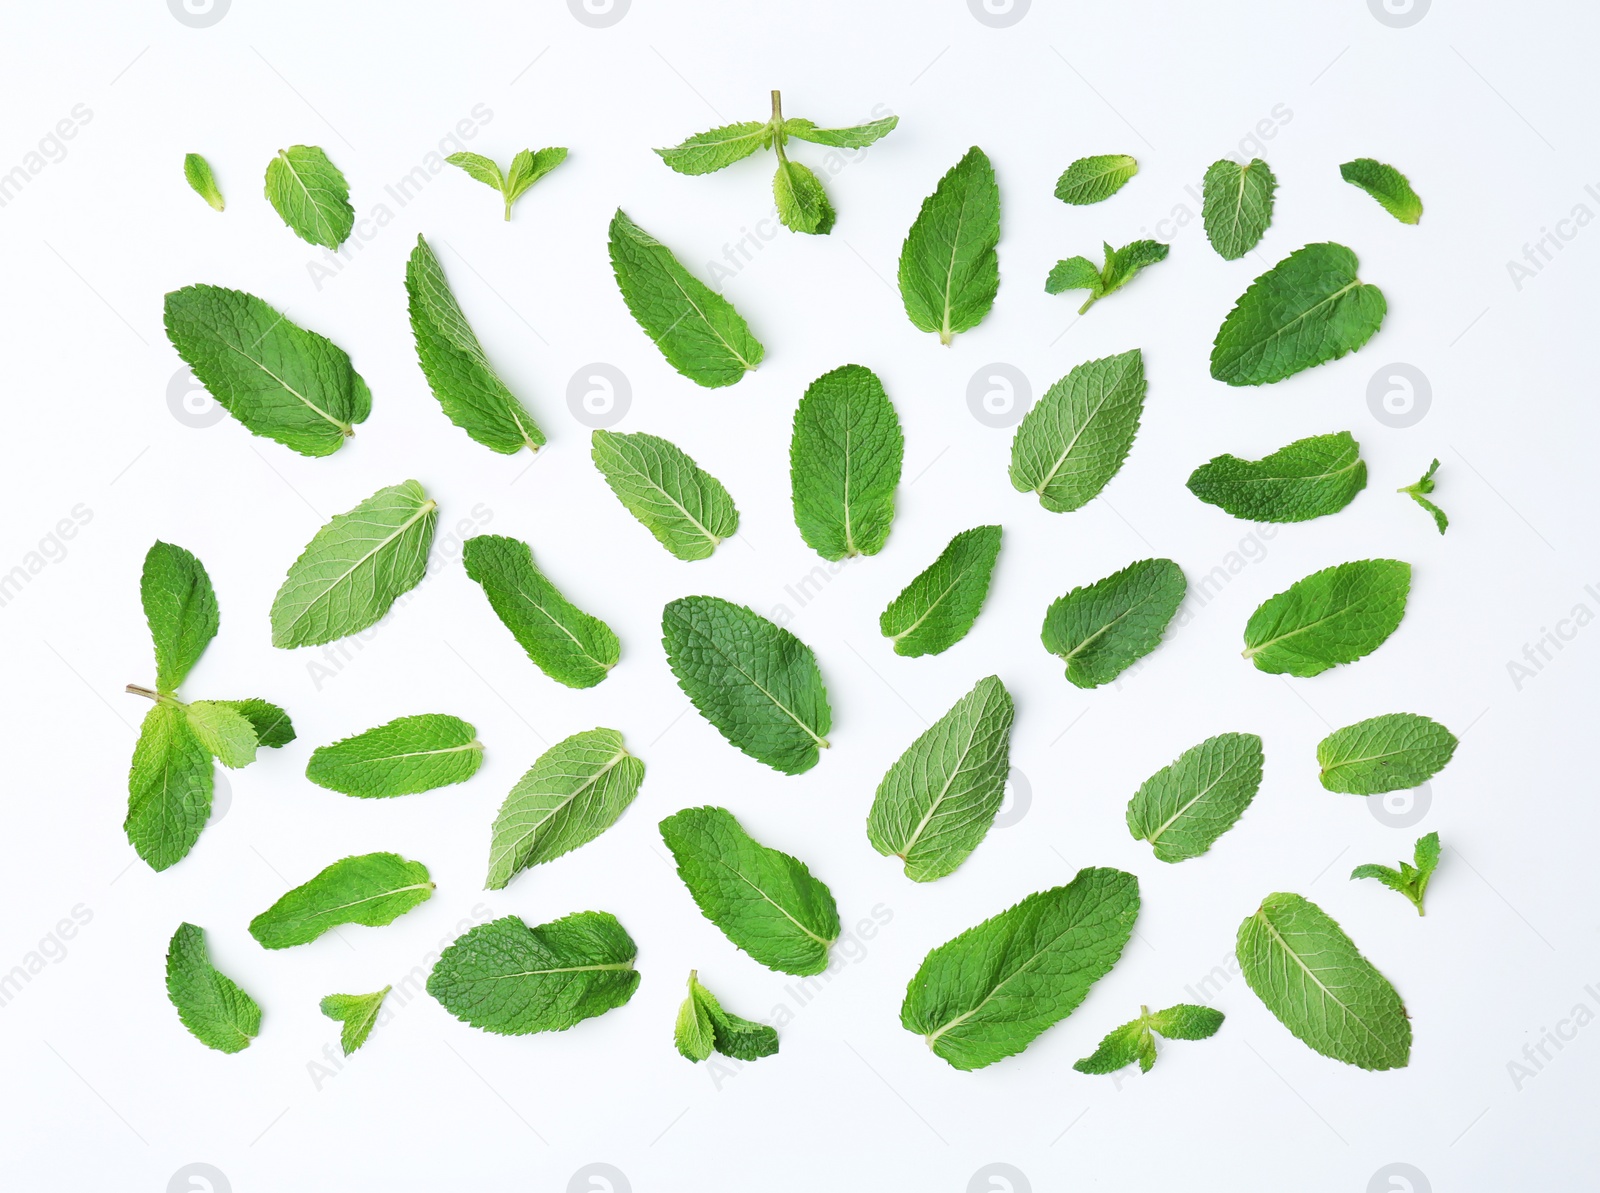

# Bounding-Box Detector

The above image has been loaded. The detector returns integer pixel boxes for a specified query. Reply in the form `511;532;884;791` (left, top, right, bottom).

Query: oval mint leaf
125;702;213;872
790;364;904;561
248;852;434;949
1125;732;1265;863
166;923;260;1054
1186;431;1366;523
1053;154;1138;205
897;146;1000;345
591;429;739;561
1201;158;1277;260
1042;558;1186;688
306;714;484;798
1008;349;1146;513
1317;712;1458;795
1243;559;1410;677
773;158;836;235
1340;158;1423;225
263;144;353;248
879;525;1002;658
140;541;218;694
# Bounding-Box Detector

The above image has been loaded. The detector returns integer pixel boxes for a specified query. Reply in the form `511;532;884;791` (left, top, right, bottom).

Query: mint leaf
1201;158;1276;260
901;867;1140;1070
867;676;1014;881
428;911;639;1036
1126;733;1264;863
213;699;295;749
163;284;371;457
166;923;260;1054
1042;256;1103;297
126;702;212;872
783;115;898;148
407;235;545;454
271;480;438;649
183;152;224;211
1341;158;1423;225
1399;458;1448;534
1243;559;1410;676
1317;712;1457;795
1046;240;1168;314
660;806;840;976
675;970;779;1063
1211;242;1387;386
445;151;502;190
306;714;483;798
248;852;434;949
263;145;353;249
591;429;739;561
1352;831;1440;916
898;146;1000;345
655;121;771;174
1187;431;1366;523
790;364;903;561
879;525;1002;658
141;541;218;694
448;148;566;220
662;596;831;775
485;728;644;891
674;972;717;1062
773;157;836;235
1074;1003;1225;1075
1042;558;1185;689
1236;892;1410;1069
320;986;389;1055
1053;154;1138;205
463;534;619;689
183;700;259;769
1008;349;1146;512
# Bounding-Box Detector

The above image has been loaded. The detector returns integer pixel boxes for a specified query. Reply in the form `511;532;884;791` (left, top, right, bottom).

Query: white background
1;1;1596;1190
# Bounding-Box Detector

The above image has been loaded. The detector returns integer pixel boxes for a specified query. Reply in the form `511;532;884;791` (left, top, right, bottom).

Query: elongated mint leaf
485;728;644;890
1352;831;1440;916
867;676;1013;881
1126;733;1264;863
1399;458;1448;534
428;911;639;1035
249;852;434;949
790;364;903;561
463;534;619;688
1317;712;1457;795
1042;558;1185;688
1047;241;1167;314
166;923;260;1054
901;867;1139;1070
407;235;544;454
608;209;764;387
655;121;770;175
184;700;258;769
1236;892;1410;1069
660;806;840;975
126;702;213;872
163;285;371;457
320;986;389;1055
306;714;483;798
270;481;437;648
1074;1003;1225;1075
1341;158;1422;225
1243;559;1410;676
674;970;778;1063
773;157;836;235
662;596;831;774
1008;349;1146;512
1201;158;1276;260
184;152;224;211
1054;154;1138;205
674;973;717;1062
1187;431;1366;523
879;526;1002;658
591;430;739;561
141;541;218;694
1211;243;1386;386
783;115;898;148
446;151;502;191
898;146;1000;345
212;699;295;749
263;145;352;248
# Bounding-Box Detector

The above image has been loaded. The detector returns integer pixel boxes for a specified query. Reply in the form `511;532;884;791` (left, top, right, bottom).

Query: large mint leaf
591;430;739;561
125;702;213;872
248;852;434;949
1317;712;1457;795
879;525;1001;657
790;364;903;561
1187;431;1366;523
1125;732;1264;863
166;923;260;1054
263;144;353;248
1201;158;1277;260
306;714;484;798
320;986;390;1055
1008;349;1146;513
897;146;1000;345
140;541;218;694
1341;158;1423;225
1053;154;1137;205
1243;559;1410;676
1041;558;1186;688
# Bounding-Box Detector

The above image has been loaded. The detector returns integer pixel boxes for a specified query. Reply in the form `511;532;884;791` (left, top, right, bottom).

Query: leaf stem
770;90;787;161
125;684;160;701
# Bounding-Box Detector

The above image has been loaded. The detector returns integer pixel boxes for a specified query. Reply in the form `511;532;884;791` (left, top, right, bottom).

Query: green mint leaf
1047;241;1167;314
1340;158;1423;225
1126;732;1264;863
504;148;568;204
463;534;619;688
674;972;718;1062
263;145;353;249
166;923;260;1054
248;852;434;949
878;525;1002;658
1316;712;1457;795
1236;892;1410;1069
591;429;739;561
485;728;644;891
270;480;438;649
212;699;295;750
1186;431;1366;523
709;1006;780;1061
1352;832;1439;915
1242;559;1410;676
163;284;371;457
141;541;218;694
407;235;545;454
306;714;484;798
427;911;639;1036
789;364;904;561
867;676;1014;881
1146;1002;1226;1041
1042;558;1186;688
1074;1003;1225;1076
782;115;899;148
898;146;1000;345
655;121;771;175
1008;349;1146;512
183;152;224;211
662;596;831;774
1044;256;1104;300
1053;154;1138;206
320;986;390;1055
1201;158;1276;260
675;970;779;1063
1398;458;1448;533
125;702;213;872
183;700;259;770
772;157;836;235
660;806;840;975
1210;242;1387;386
445;151;504;191
608;209;764;387
900;867;1140;1070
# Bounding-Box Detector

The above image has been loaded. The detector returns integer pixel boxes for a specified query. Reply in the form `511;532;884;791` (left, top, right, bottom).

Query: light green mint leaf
898;146;1000;345
608;209;764;388
407;235;545;454
485;728;644;891
1043;256;1103;299
655;121;771;175
125;702;213;872
660;805;840;975
1210;242;1387;386
1042;558;1186;688
1317;712;1457;795
772;156;836;235
163;284;371;457
320;986;390;1055
445;151;503;191
306;714;483;798
879;526;1002;658
1399;458;1448;534
248;852;434;949
1352;831;1440;916
1236;892;1411;1069
1187;431;1366;523
1147;1002;1228;1041
1243;559;1410;677
263;144;353;249
1008;349;1146;513
591;430;739;561
183;700;259;769
448;148;566;220
900;867;1140;1070
1053;154;1138;206
662;596;831;774
1341;158;1423;225
1046;241;1168;314
166;923;260;1054
1201;158;1276;260
463;534;619;689
1126;732;1264;863
212;699;295;749
183;152;224;211
675;970;778;1063
783;115;899;148
1074;1003;1225;1075
867;676;1014;881
427;911;639;1035
789;364;904;561
674;972;717;1062
141;541;218;694
270;480;438;648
